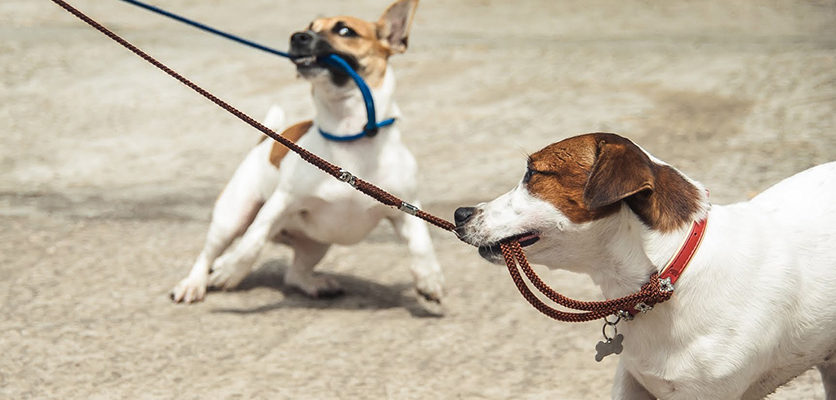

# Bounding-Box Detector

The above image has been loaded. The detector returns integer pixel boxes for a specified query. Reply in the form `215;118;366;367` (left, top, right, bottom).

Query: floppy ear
377;0;418;54
583;136;655;209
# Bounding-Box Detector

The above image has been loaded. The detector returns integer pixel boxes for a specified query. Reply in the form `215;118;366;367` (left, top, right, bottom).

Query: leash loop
317;54;391;139
500;240;673;323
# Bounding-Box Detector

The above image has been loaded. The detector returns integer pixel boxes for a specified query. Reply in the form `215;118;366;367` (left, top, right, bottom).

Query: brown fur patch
309;16;390;87
583;134;655;209
269;120;313;168
527;134;621;224
306;0;417;87
624;164;701;232
527;133;701;232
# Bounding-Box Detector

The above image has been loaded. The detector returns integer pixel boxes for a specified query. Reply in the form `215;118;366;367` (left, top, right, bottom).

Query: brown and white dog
455;133;836;399
171;0;444;304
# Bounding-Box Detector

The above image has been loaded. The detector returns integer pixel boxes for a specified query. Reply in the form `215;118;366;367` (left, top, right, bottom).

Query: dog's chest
279;141;412;244
284;180;390;245
270;127;417;244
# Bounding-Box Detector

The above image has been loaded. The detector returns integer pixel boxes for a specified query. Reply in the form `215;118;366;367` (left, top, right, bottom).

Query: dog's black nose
454;207;476;226
291;31;313;47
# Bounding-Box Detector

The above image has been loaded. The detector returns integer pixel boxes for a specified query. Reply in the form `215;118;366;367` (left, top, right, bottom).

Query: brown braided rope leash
51;0;674;325
501;241;672;322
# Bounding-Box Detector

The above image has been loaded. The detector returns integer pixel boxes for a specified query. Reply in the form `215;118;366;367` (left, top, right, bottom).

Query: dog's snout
454;207;476;227
290;31;314;47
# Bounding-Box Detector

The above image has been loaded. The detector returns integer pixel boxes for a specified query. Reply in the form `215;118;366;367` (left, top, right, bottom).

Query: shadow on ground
209;260;443;318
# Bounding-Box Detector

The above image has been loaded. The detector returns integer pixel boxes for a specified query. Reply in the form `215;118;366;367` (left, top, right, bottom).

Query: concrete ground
2;0;834;398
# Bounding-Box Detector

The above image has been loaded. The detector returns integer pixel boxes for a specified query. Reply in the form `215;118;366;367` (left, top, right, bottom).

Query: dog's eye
335;25;358;38
523;169;534;184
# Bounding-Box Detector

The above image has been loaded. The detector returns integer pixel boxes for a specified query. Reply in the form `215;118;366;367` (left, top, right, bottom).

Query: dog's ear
583;135;655;210
377;0;418;54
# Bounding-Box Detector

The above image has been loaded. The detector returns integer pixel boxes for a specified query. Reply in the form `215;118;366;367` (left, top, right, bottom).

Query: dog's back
746;161;836;272
750;161;836;225
734;161;836;398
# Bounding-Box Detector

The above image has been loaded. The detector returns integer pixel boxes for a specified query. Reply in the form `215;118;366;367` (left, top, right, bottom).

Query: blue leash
315;55;396;139
120;0;394;141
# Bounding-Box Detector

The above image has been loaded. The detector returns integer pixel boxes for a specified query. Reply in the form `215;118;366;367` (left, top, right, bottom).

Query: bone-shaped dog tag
594;333;623;362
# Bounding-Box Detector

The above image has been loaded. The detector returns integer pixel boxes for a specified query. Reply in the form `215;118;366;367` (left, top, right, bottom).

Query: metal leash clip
337;169;358;188
399;201;418;215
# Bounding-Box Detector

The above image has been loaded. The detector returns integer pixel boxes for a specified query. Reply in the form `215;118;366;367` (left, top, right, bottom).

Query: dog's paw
285;272;344;299
171;275;207;304
415;272;445;303
207;255;249;290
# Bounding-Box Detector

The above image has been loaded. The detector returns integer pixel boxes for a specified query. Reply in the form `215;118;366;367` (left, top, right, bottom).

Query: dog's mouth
478;231;540;262
290;52;361;86
291;55;318;68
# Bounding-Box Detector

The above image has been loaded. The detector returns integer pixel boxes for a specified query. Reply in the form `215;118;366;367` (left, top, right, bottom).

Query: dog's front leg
282;234;340;298
208;190;290;290
612;360;655;400
388;203;444;302
171;179;265;303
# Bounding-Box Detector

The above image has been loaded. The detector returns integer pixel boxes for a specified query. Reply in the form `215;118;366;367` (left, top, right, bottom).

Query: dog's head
289;0;418;88
454;133;705;270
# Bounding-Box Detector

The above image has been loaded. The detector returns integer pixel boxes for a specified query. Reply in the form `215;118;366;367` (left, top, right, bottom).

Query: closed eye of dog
523;165;558;184
523;169;533;183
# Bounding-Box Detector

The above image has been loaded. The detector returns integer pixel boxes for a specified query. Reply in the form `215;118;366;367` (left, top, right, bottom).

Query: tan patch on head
269;120;313;168
304;0;418;87
527;133;701;231
309;16;390;86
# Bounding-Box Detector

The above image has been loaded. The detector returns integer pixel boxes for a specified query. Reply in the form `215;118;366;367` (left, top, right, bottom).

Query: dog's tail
262;104;286;133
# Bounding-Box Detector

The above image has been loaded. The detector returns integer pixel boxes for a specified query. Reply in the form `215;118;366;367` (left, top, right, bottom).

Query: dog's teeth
293;56;316;66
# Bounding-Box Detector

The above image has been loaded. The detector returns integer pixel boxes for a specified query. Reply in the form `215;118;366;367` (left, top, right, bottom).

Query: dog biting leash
51;0;698;353
50;0;450;233
118;0;395;140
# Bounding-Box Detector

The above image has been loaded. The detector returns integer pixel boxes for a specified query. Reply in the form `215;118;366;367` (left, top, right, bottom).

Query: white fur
464;152;836;399
171;64;443;303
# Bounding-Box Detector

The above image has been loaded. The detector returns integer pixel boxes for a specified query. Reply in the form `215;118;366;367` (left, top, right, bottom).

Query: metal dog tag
594;334;624;362
595;315;624;362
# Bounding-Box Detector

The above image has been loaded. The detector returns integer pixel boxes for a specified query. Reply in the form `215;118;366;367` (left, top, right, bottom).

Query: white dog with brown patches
172;0;444;304
455;133;836;399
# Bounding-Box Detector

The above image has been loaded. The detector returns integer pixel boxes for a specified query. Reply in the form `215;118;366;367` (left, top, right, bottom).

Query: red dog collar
659;217;708;285
627;216;708;316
